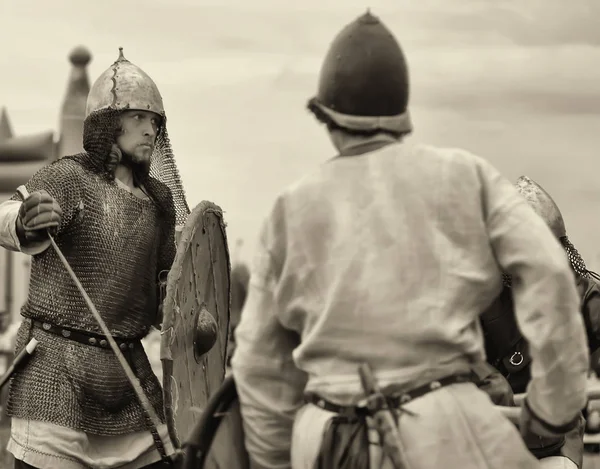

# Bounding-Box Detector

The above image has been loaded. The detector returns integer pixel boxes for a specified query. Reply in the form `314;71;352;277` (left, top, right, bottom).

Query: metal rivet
42;323;51;330
129;343;134;349
61;330;71;338
119;343;127;350
100;339;107;347
88;337;97;345
400;394;412;404
430;381;441;390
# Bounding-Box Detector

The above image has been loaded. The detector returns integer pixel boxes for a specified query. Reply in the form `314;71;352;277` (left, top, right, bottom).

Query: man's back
257;142;511;400
234;136;588;468
232;9;589;467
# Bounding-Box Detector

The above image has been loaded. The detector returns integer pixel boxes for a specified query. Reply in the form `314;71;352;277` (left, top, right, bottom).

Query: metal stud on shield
160;200;231;448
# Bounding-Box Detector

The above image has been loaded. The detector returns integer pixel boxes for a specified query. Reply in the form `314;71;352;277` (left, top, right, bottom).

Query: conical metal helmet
85;47;164;118
514;176;566;238
307;10;412;135
80;48;189;228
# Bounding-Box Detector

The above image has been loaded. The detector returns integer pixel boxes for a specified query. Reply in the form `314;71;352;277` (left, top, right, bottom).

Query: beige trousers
540;457;578;469
291;382;541;469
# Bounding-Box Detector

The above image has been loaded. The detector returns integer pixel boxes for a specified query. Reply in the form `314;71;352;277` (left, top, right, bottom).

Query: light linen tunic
231;141;589;469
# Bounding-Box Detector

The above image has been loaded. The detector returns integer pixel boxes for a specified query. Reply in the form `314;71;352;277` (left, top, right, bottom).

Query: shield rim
160;200;231;448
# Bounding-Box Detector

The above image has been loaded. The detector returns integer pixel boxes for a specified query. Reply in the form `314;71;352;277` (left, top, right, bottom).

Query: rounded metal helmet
86;47;164;118
514;176;566;238
307;10;412;135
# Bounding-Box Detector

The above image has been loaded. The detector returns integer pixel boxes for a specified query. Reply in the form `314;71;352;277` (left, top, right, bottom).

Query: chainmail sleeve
145;177;177;328
9;159;85;237
158;197;176;275
142;177;176;275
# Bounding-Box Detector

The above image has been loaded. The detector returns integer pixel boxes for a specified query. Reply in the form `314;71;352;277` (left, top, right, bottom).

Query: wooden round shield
160;201;231;448
179;375;250;469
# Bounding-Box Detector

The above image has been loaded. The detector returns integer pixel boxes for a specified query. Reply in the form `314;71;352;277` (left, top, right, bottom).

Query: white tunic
231;141;589;469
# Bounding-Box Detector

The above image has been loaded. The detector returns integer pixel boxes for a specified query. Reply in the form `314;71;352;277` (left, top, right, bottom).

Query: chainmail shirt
6;155;176;435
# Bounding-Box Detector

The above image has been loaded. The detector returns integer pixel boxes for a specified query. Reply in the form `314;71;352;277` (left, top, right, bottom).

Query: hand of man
15;190;63;245
471;361;515;407
519;398;581;457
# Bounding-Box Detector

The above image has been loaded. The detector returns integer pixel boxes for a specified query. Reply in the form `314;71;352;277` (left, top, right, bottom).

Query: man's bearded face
116;110;162;176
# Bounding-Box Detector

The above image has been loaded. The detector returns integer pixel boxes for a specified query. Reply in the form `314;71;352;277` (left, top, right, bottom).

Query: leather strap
32;320;143;350
305;374;473;418
144;412;172;465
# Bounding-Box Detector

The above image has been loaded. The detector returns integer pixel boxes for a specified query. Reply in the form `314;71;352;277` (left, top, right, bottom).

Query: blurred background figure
227;239;250;369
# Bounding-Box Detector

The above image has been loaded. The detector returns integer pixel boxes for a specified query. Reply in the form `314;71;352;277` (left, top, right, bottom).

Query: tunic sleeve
477;156;589;429
231;197;308;469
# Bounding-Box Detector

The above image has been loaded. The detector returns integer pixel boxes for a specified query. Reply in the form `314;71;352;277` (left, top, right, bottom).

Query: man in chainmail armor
0;48;189;469
230;11;589;469
479;176;600;469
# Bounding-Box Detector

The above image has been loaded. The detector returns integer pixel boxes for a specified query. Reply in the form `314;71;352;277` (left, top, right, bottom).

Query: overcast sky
1;0;599;266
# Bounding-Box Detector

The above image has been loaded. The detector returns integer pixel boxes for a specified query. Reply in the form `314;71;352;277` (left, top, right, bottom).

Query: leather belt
305;373;474;418
32;320;142;351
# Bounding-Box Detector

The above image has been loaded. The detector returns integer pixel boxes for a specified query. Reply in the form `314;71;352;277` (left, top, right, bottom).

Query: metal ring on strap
509;351;524;366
